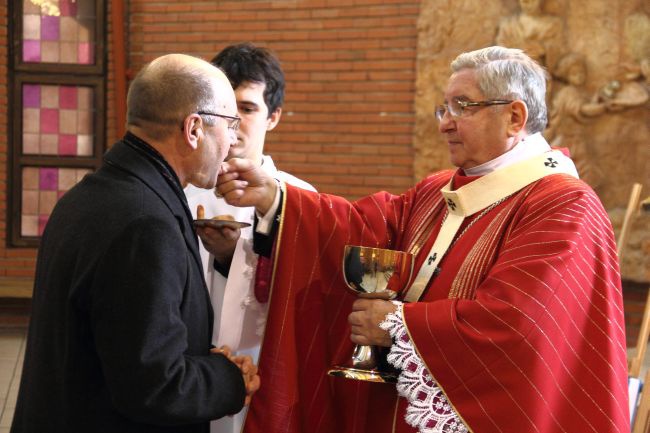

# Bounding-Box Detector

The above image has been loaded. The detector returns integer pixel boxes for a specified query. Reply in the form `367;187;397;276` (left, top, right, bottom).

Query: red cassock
243;169;629;433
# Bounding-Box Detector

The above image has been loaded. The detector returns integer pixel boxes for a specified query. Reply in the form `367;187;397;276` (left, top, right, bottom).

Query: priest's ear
506;100;528;137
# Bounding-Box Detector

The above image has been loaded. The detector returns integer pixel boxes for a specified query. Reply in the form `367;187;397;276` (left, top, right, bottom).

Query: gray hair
450;46;549;134
126;54;218;139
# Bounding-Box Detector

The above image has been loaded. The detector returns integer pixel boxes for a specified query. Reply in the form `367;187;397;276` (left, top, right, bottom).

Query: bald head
126;54;233;139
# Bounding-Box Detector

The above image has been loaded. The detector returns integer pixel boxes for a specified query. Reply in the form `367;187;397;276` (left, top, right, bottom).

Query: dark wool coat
11;134;246;433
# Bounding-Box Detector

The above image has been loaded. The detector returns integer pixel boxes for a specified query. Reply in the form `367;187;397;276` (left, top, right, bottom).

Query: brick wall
127;0;421;197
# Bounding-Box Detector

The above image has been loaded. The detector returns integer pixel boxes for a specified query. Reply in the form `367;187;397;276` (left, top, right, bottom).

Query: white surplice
184;155;315;433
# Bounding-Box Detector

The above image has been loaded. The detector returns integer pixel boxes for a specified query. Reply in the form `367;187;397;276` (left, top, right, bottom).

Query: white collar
464;132;552;176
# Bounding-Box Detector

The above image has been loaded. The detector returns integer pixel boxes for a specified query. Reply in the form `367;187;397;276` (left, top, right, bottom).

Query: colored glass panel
77;87;92;109
22;108;40;134
58;135;77;155
21;83;95;157
23;84;40;107
23;133;39;154
60;0;78;17
40;134;58;154
21;216;38;237
39;168;58;190
59;86;77;109
78;42;92;65
40;16;59;41
60;42;77;63
59;110;77;134
41;85;58;108
40;108;59;134
22;40;41;62
77;135;92;156
23;0;40;15
41;41;60;63
21;166;92;236
22;167;39;189
23;15;40;39
22;0;97;65
22;190;39;214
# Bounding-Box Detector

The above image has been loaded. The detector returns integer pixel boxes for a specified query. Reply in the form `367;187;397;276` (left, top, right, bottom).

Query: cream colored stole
403;150;578;302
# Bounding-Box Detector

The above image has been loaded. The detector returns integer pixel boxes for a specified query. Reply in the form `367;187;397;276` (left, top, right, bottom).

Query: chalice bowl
327;245;414;383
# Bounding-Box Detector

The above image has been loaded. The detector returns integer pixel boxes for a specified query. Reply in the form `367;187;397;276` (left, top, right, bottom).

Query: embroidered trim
380;302;468;433
444;194;510;250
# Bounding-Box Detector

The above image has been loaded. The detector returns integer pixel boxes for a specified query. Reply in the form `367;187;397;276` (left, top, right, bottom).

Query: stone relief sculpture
496;0;564;72
605;0;650;110
413;0;649;281
624;0;650;83
544;53;607;187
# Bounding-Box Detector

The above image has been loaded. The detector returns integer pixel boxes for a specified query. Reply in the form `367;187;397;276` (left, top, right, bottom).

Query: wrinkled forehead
444;69;484;101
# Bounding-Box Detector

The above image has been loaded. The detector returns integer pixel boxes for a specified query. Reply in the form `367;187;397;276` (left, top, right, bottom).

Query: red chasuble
243;169;629;433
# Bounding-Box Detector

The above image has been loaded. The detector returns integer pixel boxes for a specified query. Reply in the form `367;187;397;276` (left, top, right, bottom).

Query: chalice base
327;366;398;383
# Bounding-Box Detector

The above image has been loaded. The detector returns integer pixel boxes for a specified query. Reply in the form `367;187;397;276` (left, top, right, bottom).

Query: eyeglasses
434;98;513;121
196;111;241;131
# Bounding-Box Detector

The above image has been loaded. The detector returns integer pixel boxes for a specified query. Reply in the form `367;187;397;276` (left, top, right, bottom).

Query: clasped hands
348;299;397;347
211;346;260;406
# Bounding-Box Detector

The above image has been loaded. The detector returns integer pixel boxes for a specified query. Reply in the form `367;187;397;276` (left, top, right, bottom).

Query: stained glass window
9;1;105;247
22;0;96;65
22;83;94;156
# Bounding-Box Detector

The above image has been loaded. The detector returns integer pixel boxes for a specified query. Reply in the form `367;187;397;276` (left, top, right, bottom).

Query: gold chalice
327;245;414;383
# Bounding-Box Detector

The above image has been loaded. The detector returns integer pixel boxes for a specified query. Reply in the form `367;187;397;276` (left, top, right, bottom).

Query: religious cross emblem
446;198;457;211
544;157;558;168
427;252;437;265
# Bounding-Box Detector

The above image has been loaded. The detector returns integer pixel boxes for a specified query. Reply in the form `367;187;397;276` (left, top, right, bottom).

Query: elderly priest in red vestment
216;46;629;433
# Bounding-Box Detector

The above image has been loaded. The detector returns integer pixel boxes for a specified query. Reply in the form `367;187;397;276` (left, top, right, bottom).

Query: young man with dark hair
184;43;315;433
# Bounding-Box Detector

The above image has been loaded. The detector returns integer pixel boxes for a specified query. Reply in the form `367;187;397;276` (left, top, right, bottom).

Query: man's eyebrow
443;94;469;103
238;100;259;107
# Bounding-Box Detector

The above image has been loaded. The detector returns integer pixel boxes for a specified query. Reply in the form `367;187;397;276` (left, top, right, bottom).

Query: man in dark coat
11;54;259;433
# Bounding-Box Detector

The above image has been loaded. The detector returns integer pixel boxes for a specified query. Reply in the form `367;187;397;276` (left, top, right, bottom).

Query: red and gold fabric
244;152;628;433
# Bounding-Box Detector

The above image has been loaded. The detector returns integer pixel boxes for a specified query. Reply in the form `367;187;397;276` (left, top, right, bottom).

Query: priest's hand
211;346;261;406
348;299;396;347
217;158;278;215
196;224;239;266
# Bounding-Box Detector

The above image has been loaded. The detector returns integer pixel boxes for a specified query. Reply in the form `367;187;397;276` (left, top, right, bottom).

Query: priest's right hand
217;158;278;215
